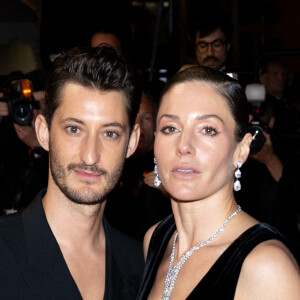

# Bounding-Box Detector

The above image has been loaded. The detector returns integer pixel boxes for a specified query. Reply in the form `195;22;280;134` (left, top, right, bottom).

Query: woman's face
155;81;240;202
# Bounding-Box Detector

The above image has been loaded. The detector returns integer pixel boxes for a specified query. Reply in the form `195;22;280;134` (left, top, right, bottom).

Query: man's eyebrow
197;38;224;43
60;117;84;125
60;118;126;130
103;123;126;130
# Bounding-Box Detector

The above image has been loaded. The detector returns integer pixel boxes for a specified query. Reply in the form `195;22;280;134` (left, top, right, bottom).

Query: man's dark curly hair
44;44;141;133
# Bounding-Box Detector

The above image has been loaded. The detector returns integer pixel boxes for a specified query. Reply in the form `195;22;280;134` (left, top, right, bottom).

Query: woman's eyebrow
158;114;179;121
196;114;224;123
159;113;224;123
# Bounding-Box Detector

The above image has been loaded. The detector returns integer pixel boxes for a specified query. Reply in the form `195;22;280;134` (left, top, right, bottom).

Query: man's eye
66;126;80;134
144;116;153;122
105;131;119;138
213;41;222;47
160;126;178;134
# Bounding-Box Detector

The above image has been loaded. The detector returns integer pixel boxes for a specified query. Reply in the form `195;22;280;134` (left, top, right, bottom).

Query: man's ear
35;114;49;151
226;43;231;52
233;133;252;166
259;73;267;85
268;116;275;129
126;123;140;158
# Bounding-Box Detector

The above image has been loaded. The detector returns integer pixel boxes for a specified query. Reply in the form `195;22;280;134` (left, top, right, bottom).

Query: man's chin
204;62;218;69
61;185;107;205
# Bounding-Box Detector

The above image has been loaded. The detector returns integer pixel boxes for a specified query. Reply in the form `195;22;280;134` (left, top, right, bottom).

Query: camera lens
13;103;33;126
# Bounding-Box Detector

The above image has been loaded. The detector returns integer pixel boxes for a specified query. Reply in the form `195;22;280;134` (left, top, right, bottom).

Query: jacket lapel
22;190;82;299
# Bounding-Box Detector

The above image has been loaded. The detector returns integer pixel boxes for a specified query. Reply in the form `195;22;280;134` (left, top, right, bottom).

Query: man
192;14;232;71
0;45;144;299
259;56;299;138
105;83;171;241
259;58;288;99
133;90;156;157
0;73;48;213
90;25;122;53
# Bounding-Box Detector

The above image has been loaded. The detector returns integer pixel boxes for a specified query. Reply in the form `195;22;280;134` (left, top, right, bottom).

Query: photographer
236;96;300;263
259;56;299;142
0;71;48;214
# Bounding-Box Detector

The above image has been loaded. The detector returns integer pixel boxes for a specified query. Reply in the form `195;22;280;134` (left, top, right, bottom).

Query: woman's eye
66;126;80;134
202;126;218;136
104;131;119;138
160;126;178;134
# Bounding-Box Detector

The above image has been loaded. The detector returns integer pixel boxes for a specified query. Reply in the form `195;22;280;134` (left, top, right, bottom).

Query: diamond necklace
162;205;241;300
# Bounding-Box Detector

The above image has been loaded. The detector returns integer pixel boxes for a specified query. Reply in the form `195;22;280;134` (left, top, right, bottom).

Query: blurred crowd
0;7;300;263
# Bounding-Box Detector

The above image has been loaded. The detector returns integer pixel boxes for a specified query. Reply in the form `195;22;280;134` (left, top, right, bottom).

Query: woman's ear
35;114;49;151
126;123;140;158
234;133;252;166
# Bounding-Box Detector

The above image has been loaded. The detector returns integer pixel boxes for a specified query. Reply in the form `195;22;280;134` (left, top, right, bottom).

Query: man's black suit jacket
0;189;144;299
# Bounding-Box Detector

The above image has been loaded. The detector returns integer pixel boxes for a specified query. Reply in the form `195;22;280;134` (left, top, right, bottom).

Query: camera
245;83;269;154
0;79;40;126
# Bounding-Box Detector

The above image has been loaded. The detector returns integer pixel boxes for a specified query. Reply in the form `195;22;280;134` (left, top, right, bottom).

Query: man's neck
42;185;106;249
42;183;107;299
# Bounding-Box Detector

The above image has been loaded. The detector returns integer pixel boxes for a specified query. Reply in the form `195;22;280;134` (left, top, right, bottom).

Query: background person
236;107;300;264
190;12;232;71
0;45;144;299
258;56;300;139
105;81;171;241
0;71;48;213
89;24;122;53
137;66;300;299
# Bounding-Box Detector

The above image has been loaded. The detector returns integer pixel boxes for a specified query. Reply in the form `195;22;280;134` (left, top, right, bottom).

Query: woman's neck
170;193;239;257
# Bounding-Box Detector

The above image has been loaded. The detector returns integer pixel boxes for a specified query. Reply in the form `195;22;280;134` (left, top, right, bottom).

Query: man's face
135;96;156;156
195;28;230;70
32;91;45;123
90;33;122;53
260;61;288;98
46;83;136;205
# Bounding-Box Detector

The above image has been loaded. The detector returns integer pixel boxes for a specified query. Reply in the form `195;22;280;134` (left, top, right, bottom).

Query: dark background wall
1;0;300;85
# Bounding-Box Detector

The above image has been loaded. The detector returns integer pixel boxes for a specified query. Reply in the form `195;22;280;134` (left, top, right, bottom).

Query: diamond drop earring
234;161;242;191
153;158;161;187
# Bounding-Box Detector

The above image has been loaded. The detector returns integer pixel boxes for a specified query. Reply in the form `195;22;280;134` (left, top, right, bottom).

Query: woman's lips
171;166;200;178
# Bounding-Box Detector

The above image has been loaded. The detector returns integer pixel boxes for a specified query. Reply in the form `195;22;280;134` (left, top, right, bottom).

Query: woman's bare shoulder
235;239;300;299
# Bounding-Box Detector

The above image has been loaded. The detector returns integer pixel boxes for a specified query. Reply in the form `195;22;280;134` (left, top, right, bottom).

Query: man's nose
207;44;214;55
80;134;100;165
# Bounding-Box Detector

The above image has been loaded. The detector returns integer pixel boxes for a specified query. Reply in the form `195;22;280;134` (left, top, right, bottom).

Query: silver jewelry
233;161;242;192
154;157;161;187
162;205;242;300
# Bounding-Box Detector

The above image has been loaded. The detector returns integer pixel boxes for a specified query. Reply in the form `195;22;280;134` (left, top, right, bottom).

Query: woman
137;66;300;299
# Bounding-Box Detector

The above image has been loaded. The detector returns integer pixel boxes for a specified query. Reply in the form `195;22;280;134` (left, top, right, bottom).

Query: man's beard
49;141;125;206
204;55;219;64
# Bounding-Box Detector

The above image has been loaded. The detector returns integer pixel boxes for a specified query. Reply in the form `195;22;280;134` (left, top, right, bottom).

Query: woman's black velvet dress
137;214;292;299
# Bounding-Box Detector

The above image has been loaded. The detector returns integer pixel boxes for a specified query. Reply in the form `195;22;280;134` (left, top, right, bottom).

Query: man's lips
73;169;103;180
204;57;218;65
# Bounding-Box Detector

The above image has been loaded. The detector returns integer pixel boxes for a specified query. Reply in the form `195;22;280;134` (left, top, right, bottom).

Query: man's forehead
268;62;287;72
196;28;225;41
56;83;128;117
